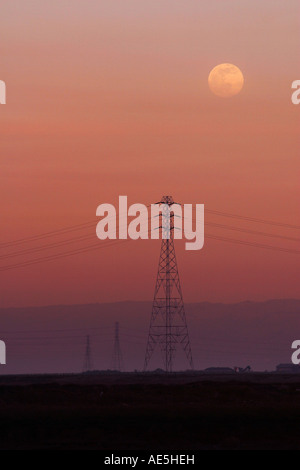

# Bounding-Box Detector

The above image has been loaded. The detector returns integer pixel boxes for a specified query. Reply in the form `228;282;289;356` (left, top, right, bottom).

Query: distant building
276;363;300;373
234;366;251;373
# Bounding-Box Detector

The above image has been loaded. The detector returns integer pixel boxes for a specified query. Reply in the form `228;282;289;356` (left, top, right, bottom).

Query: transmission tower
82;335;93;372
112;322;123;371
144;195;193;372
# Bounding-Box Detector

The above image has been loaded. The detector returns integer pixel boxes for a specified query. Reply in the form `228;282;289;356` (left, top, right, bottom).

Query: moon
208;63;244;98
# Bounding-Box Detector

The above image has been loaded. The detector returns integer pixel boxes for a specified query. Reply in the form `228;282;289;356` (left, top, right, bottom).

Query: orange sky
0;0;299;307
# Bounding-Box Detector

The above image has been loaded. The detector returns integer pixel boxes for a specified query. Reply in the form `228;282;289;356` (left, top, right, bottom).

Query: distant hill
0;299;299;374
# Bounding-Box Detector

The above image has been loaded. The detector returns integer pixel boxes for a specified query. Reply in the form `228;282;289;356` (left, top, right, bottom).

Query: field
0;372;300;450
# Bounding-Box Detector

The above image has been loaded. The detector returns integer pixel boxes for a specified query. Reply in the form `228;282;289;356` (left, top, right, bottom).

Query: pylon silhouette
112;322;123;371
144;196;193;372
82;335;93;372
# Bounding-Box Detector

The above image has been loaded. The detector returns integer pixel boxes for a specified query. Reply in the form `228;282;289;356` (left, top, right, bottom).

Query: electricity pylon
112;321;123;371
144;196;193;372
82;335;93;372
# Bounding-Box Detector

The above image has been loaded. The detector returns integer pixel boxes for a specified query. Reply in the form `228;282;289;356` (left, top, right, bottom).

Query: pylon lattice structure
112;321;124;371
144;196;193;372
82;335;93;372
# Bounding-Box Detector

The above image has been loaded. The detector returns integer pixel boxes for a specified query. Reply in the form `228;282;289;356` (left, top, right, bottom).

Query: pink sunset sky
0;0;299;307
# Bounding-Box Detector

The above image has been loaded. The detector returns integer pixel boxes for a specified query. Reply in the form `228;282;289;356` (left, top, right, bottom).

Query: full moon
208;63;244;98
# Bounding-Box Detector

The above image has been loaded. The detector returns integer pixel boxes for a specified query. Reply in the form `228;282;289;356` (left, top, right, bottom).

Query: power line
0;211;299;272
1;204;298;251
205;233;300;254
0;238;131;272
0;221;95;248
0;213;154;260
0;204;152;249
205;209;300;230
0;225;155;272
205;222;300;242
0;230;299;273
0;326;113;335
1;328;294;349
1;218;298;264
0;234;94;260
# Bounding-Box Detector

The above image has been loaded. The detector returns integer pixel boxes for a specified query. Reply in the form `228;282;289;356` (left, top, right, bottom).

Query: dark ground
0;372;300;450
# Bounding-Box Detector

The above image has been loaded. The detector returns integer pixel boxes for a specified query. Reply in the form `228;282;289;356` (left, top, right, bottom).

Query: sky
0;0;300;308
